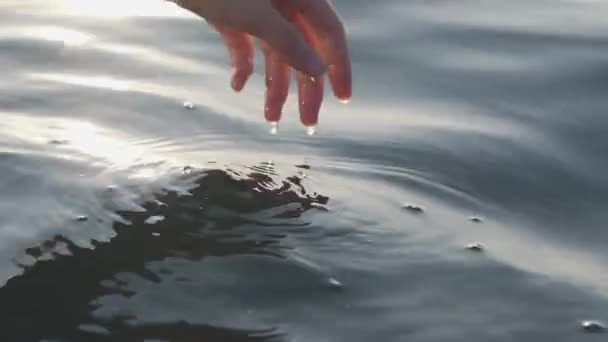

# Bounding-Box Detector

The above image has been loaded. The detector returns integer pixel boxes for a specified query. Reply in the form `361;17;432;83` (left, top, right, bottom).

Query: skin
174;0;352;127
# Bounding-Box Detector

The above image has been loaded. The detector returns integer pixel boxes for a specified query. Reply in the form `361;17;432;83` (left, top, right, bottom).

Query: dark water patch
0;167;327;341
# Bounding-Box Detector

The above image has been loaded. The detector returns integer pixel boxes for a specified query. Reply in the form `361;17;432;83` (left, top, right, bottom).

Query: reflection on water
1;166;327;341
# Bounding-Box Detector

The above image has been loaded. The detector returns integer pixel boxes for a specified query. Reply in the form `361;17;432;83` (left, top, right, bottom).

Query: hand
174;0;352;128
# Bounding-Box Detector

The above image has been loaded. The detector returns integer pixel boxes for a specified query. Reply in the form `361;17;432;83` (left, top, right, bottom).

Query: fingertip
231;68;252;92
231;77;244;92
328;64;352;102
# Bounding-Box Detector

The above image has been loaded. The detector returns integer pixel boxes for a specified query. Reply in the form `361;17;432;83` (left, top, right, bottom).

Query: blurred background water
1;0;608;341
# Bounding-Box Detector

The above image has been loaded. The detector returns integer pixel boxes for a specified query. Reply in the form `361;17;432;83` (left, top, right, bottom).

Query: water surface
1;0;608;341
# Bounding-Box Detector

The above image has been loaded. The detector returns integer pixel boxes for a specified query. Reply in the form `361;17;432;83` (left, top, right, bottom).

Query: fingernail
268;121;279;135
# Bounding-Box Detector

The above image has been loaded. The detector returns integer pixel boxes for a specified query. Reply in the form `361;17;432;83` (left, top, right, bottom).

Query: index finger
291;0;352;101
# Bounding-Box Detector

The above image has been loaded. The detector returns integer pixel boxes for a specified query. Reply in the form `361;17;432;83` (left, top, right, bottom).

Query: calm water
1;0;608;341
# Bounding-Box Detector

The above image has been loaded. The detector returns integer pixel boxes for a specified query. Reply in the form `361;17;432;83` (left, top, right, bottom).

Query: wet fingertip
267;121;279;135
337;95;351;104
300;115;319;128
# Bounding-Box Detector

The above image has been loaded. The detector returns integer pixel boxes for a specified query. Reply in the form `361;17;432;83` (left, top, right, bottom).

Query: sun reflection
0;26;93;46
28;73;131;92
56;0;189;18
60;120;146;168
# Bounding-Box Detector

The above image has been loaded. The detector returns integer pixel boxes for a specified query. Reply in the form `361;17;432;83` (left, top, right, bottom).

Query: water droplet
306;126;317;136
151;232;161;237
466;243;484;252
183;165;193;175
580;320;605;333
75;215;88;222
268;121;279;135
403;204;424;214
327;277;343;290
338;98;351;104
469;216;483;223
183;101;195;110
145;215;165;225
309;76;317;83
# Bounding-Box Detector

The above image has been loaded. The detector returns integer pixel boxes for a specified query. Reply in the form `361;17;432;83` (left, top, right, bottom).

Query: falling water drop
268;121;279;135
306;126;316;136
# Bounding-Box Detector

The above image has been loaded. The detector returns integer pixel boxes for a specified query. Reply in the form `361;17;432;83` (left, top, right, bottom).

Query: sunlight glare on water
54;0;187;18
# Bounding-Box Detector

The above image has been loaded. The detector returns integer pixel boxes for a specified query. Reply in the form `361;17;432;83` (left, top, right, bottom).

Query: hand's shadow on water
0;163;328;342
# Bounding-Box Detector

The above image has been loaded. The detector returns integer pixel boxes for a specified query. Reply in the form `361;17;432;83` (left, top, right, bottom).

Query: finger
291;0;352;101
237;2;326;77
212;23;254;92
292;15;324;127
259;40;291;123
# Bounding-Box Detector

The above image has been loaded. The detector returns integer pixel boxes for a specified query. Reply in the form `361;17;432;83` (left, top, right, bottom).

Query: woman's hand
175;0;352;128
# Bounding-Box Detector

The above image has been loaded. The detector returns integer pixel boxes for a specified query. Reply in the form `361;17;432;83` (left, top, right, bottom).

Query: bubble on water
580;320;605;333
183;101;195;110
327;277;343;290
268;121;279;135
145;215;165;225
469;216;483;223
306;126;317;136
466;243;484;252
403;204;424;214
75;215;88;222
